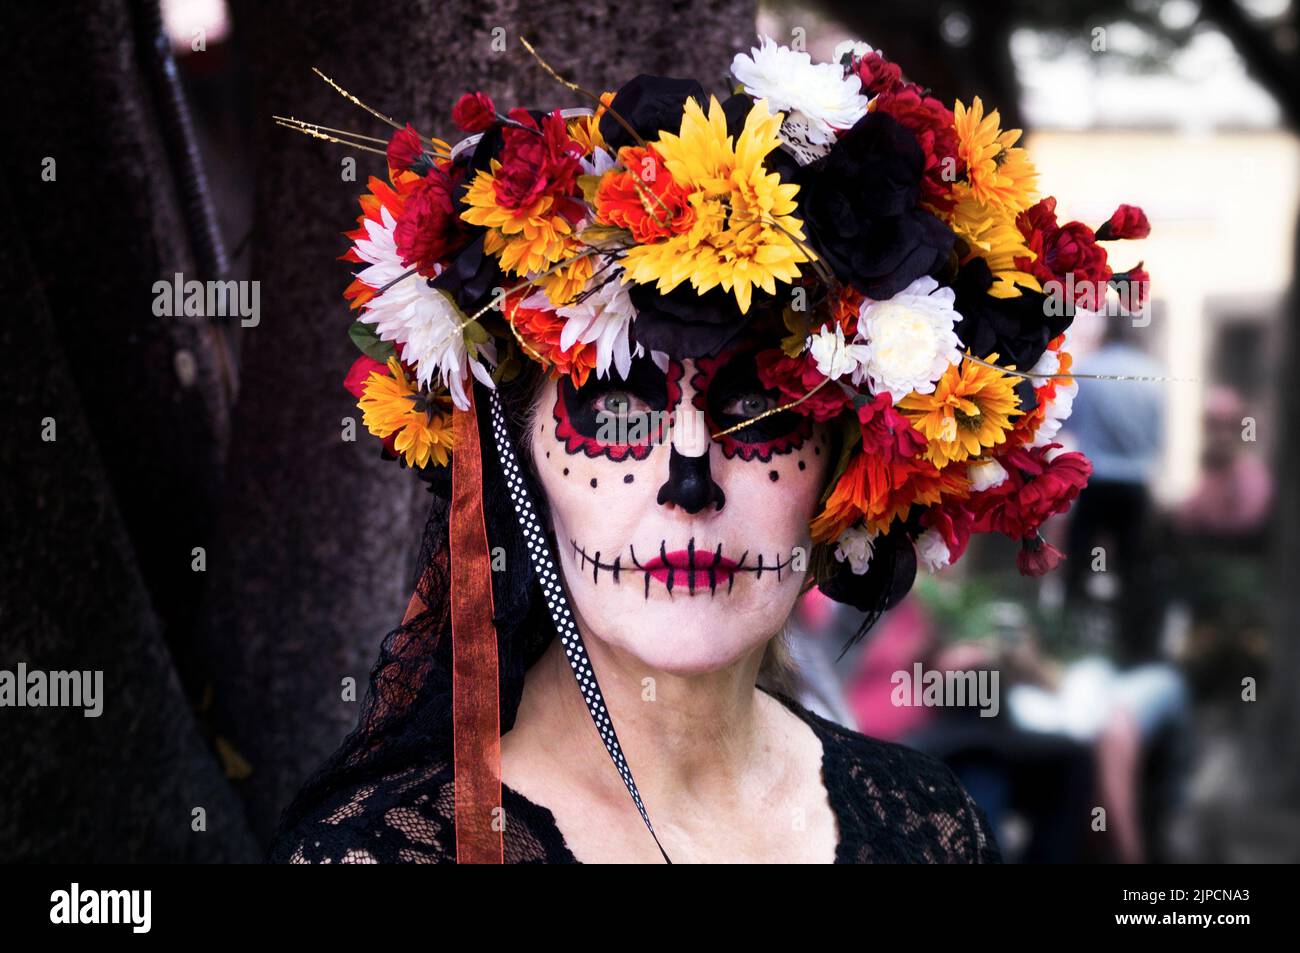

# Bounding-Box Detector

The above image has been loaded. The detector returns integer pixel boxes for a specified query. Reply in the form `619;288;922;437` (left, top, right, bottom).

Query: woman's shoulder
764;687;1003;864
268;760;458;864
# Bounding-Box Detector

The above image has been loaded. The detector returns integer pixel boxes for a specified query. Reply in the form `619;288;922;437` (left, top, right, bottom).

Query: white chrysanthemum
968;458;1009;492
832;39;876;63
352;206;495;411
731;36;868;149
528;272;644;381
809;322;871;381
852;276;964;402
1032;378;1078;448
916;528;951;573
834;524;879;575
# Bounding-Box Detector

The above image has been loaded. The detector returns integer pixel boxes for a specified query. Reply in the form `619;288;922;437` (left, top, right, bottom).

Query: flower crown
302;36;1152;599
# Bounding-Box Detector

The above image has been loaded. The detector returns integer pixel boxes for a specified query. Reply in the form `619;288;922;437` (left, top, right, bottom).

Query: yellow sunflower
897;354;1023;468
953;98;1038;214
619;96;809;313
358;357;457;469
460;162;577;276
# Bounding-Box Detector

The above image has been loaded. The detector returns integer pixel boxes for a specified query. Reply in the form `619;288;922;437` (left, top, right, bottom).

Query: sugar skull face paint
529;349;833;675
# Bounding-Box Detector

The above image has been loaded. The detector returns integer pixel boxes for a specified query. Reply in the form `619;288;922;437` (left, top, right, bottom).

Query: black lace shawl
266;371;1002;864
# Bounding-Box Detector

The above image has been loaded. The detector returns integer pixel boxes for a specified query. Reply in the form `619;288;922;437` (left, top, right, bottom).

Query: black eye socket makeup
692;350;811;462
553;355;683;461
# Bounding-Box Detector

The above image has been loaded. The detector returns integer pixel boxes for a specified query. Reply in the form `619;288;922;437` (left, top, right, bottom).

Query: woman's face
528;348;833;675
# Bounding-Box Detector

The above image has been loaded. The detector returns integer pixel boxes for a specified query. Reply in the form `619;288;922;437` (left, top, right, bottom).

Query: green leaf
819;413;862;505
348;321;395;363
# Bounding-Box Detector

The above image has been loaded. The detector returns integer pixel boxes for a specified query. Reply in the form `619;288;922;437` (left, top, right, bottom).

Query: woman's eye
593;390;651;416
720;392;777;418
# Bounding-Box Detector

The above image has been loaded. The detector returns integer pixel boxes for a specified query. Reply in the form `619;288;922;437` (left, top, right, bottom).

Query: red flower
972;443;1092;540
394;165;469;276
849;51;903;97
344;354;387;398
493;109;584;213
873;87;960;209
1096;204;1150;241
595;145;696;242
1110;264;1150;315
451;91;497;133
1017;534;1066;577
921;502;975;564
386;124;424;172
857;391;926;461
1016;197;1112;308
755;349;852;422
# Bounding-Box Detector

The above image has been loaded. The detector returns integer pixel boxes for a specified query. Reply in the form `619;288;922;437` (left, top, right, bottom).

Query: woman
269;36;1148;863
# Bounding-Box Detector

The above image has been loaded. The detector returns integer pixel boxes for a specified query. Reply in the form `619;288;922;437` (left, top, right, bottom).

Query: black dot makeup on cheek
590;477;598;488
814;446;821;456
563;467;569;476
623;474;634;484
546;451;551;458
798;460;806;471
769;470;779;482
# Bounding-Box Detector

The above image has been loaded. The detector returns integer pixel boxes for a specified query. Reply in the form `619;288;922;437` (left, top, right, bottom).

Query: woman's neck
507;628;779;817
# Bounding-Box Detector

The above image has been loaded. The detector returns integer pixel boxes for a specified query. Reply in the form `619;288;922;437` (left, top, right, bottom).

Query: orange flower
342;171;422;310
594;145;695;243
811;452;969;541
505;294;597;387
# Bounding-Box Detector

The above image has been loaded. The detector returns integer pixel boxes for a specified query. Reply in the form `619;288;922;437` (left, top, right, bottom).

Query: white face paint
527;351;834;675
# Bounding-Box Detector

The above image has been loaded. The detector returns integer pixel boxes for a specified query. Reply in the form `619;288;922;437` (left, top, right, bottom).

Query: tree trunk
210;0;757;843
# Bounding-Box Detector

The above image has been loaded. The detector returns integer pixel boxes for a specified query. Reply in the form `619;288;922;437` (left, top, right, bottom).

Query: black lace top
272;686;1002;864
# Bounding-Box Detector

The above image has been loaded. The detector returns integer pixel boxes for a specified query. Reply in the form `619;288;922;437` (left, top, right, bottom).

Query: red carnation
850;51;903;97
1016;197;1112;309
493;109;584;213
972;444;1092;540
451;91;497;133
921;502;975;564
873;87;960;209
394;165;469;276
1111;264;1150;316
344;354;388;398
386;123;424;172
755;348;852;422
857;391;926;462
1096;204;1150;241
1017;534;1066;577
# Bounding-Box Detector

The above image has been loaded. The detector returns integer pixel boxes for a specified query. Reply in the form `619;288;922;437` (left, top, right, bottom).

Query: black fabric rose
599;75;705;152
429;231;503;314
952;257;1072;373
628;283;778;359
796;111;954;300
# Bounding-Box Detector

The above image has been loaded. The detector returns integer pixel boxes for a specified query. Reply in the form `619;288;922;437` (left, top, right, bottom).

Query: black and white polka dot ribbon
488;389;672;864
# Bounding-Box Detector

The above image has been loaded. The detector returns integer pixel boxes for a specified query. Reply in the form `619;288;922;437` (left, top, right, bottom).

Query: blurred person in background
1169;385;1274;709
1062;315;1166;666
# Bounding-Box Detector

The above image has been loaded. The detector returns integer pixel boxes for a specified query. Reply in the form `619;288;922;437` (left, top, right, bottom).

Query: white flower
1031;378;1078;447
852;276;964;402
1028;347;1059;378
731;36;868;151
531;271;643;381
832;40;876;63
916;528;952;573
352;206;495;411
809;322;871;381
968;458;1009;492
834;524;879;575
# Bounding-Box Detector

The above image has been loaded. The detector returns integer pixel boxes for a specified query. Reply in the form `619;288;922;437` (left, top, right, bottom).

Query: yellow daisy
619;96;809;313
945;183;1042;298
897;354;1023;468
358;357;457;469
953;98;1038;214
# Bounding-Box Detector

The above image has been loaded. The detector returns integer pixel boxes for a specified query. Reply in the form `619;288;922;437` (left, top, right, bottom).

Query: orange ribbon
430;388;502;863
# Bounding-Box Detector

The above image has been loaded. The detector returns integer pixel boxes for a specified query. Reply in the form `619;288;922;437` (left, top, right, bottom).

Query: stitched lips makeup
571;538;792;597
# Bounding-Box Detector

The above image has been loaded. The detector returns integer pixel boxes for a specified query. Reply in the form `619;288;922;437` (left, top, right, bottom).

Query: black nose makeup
657;445;726;514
